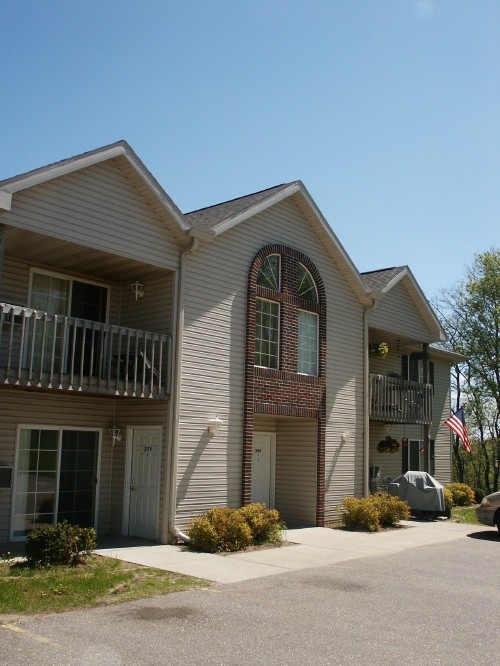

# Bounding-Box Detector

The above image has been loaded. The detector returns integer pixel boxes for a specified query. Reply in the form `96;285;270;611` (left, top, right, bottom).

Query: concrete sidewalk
94;520;492;584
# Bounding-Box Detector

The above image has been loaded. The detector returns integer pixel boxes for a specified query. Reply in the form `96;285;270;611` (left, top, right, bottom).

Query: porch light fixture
341;430;350;443
108;426;122;444
131;281;144;301
207;416;223;436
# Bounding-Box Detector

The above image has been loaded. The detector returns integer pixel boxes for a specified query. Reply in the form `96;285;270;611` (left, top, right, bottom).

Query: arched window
257;254;281;291
297;263;318;303
250;247;323;376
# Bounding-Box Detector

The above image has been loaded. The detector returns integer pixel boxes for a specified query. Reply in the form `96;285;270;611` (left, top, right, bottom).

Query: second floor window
255;298;279;369
298;310;318;375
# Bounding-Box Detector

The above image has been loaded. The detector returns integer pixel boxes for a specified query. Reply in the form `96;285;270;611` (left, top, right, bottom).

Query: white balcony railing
369;373;433;424
0;303;171;399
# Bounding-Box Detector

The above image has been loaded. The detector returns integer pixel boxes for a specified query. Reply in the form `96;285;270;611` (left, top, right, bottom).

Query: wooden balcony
0;303;172;399
369;373;432;424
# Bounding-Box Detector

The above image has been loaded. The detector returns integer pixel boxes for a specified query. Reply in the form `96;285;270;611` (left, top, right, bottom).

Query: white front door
251;433;276;508
128;429;161;539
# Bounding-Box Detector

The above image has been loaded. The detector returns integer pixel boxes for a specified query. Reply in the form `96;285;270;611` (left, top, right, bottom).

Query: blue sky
1;1;498;298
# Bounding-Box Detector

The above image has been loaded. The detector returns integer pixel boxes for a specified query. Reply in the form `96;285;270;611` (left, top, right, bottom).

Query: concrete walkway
94;520;492;584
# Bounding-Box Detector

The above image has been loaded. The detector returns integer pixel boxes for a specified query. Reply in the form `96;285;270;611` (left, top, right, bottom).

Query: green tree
434;248;500;492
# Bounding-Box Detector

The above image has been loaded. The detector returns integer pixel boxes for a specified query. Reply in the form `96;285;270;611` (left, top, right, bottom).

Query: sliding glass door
12;428;99;539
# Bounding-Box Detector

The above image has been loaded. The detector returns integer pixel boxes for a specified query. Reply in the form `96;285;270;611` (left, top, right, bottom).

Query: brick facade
242;244;327;525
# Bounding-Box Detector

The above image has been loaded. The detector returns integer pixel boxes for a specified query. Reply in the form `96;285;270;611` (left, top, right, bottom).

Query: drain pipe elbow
170;525;192;545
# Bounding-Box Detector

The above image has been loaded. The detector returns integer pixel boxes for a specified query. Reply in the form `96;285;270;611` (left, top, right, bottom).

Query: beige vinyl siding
275;418;317;527
0;389;168;542
176;198;364;528
371;282;432;342
3;161;180;270
0;256;29;305
117;273;174;335
431;360;452;483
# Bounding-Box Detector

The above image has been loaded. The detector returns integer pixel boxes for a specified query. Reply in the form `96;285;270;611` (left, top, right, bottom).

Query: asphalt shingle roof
361;266;406;292
184;183;293;230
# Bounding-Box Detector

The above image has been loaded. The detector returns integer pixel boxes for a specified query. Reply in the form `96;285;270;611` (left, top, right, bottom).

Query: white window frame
10;424;102;541
297;309;319;376
28;267;111;322
255;297;280;369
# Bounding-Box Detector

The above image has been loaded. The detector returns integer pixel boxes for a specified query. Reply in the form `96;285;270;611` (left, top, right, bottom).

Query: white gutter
162;235;200;544
363;298;378;497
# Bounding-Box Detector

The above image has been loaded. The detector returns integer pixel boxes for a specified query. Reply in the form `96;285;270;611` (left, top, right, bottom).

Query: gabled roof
187;180;372;306
361;265;446;342
361;266;407;293
0;141;189;234
185;184;292;230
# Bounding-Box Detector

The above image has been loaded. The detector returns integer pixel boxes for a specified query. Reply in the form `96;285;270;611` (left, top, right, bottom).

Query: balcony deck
369;372;432;424
0;303;171;399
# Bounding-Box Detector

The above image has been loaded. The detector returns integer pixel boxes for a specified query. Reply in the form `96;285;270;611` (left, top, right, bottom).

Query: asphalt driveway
1;526;498;665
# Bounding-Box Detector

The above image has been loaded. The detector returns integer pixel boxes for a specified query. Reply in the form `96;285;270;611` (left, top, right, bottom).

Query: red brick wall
243;244;327;525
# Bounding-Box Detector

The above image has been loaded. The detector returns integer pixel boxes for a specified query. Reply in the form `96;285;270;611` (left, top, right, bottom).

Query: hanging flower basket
369;342;389;359
377;435;400;454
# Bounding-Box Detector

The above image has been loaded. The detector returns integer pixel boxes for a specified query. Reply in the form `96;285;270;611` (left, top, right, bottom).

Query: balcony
0;303;172;399
369;373;432;424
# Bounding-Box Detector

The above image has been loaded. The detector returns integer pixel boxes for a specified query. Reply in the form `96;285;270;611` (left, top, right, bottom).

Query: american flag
444;407;472;453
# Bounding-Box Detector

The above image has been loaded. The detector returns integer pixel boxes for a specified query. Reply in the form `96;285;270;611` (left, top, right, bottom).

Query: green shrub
443;487;453;518
341;498;380;532
473;488;486;504
186;517;220;553
25;521;96;567
238;503;283;544
187;507;252;553
371;493;411;527
446;483;475;507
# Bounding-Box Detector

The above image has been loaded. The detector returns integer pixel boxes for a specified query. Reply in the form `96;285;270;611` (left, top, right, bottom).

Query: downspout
162;235;199;544
363;298;378;497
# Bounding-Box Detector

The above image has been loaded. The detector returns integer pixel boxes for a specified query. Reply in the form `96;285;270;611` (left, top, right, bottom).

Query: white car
475;491;500;531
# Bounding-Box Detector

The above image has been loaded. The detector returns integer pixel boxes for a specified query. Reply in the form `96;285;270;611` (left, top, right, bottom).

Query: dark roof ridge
185;182;291;215
361;265;406;276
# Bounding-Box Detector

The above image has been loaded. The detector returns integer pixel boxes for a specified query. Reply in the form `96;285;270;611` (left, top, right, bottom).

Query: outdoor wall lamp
131;281;144;301
108;426;122;444
207;416;223;436
341;430;350;443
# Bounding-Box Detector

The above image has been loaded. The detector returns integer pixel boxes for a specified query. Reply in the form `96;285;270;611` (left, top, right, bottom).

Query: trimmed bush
446;483;475;507
341;498;380;532
443;487;453;518
371;493;411;527
188;507;252;553
186;517;220;553
25;521;96;567
187;504;285;552
238;503;283;544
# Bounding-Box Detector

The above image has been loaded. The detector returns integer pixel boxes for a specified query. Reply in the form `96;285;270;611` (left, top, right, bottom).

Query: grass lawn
450;506;480;525
0;555;208;615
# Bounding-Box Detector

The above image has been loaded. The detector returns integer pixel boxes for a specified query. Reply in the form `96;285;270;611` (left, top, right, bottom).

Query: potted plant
377;435;400;454
369;342;389;359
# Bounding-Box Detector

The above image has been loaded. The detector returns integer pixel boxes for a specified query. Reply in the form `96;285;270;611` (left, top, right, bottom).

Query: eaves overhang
207;180;372;307
0;141;190;233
